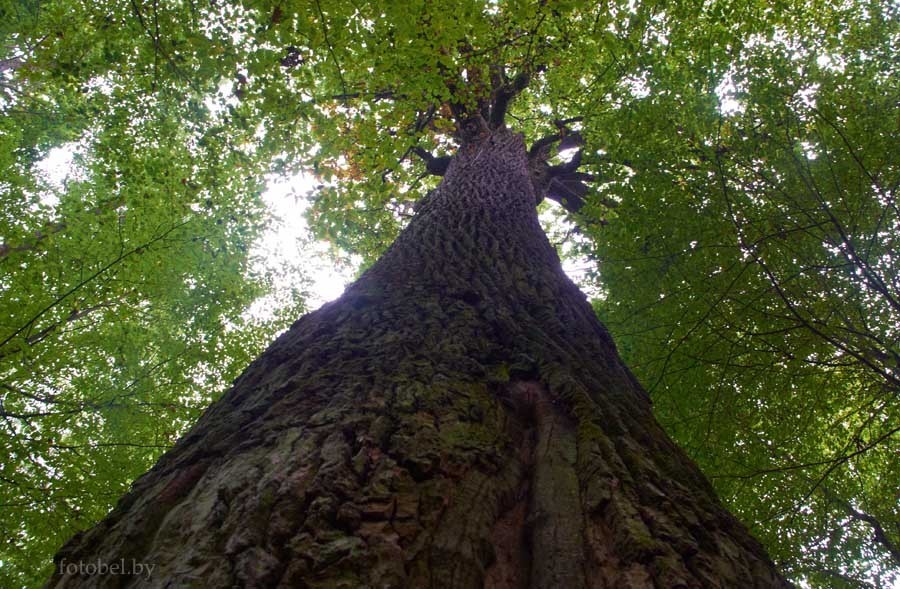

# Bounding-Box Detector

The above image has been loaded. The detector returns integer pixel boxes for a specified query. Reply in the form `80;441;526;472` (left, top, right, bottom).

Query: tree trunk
49;129;790;588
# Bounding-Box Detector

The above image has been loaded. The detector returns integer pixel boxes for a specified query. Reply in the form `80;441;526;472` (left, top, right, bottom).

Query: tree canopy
0;0;896;587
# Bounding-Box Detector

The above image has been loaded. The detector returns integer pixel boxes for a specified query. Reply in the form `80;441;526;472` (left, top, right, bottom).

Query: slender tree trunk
49;129;790;588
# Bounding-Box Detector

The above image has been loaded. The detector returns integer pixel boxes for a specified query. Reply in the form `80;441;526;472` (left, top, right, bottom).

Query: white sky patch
799;141;818;160
715;73;745;115
793;83;819;109
816;53;846;73
34;143;354;318
34;144;76;208
204;80;240;114
538;202;603;299
84;75;115;96
624;73;650;99
556;145;579;163
253;172;355;309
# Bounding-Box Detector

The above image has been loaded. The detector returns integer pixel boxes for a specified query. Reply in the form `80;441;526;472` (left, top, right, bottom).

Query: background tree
1;0;896;586
584;4;899;585
0;1;310;584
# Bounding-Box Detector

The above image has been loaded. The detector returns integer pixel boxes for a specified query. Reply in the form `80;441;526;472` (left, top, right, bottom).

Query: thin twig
313;0;347;96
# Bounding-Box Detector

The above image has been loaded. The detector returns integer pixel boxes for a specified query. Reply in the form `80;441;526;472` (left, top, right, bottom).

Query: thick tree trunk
49;130;789;588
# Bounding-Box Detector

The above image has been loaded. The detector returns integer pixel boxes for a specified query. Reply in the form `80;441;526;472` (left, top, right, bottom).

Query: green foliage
583;2;899;586
1;0;896;587
0;1;309;585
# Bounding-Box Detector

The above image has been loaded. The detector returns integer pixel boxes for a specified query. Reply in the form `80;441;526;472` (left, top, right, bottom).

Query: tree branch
412;147;451;176
529;126;583;158
329;89;397;102
838;499;900;565
0;222;67;259
0;220;190;353
489;68;533;129
312;0;347;96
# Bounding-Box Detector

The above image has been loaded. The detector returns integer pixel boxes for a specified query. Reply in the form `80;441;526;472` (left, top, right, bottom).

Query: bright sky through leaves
33;145;597;319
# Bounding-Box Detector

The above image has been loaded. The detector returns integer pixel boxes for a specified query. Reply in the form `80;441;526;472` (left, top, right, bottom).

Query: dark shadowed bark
49;126;790;588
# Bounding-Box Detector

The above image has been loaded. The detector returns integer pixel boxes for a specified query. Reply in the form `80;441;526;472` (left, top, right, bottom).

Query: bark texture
49;129;790;588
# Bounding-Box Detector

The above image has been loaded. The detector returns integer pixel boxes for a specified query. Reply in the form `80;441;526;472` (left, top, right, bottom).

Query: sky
253;172;356;306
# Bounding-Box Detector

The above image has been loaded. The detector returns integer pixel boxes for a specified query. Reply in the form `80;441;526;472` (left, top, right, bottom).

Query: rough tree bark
49;123;790;588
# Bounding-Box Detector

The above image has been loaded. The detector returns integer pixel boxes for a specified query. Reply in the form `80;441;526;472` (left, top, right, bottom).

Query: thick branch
489;69;532;129
543;149;599;213
529;126;583;159
0;56;24;73
527;128;597;214
547;148;583;176
843;503;900;565
530;134;561;159
0;222;67;259
545;173;594;213
412;147;451;176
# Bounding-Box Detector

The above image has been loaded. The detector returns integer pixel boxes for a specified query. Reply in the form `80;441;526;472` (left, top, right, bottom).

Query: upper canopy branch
488;66;537;129
436;50;546;139
529;118;584;157
412;147;451;176
526;123;604;215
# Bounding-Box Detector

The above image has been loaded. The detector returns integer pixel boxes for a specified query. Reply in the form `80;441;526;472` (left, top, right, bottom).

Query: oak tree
0;0;895;586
